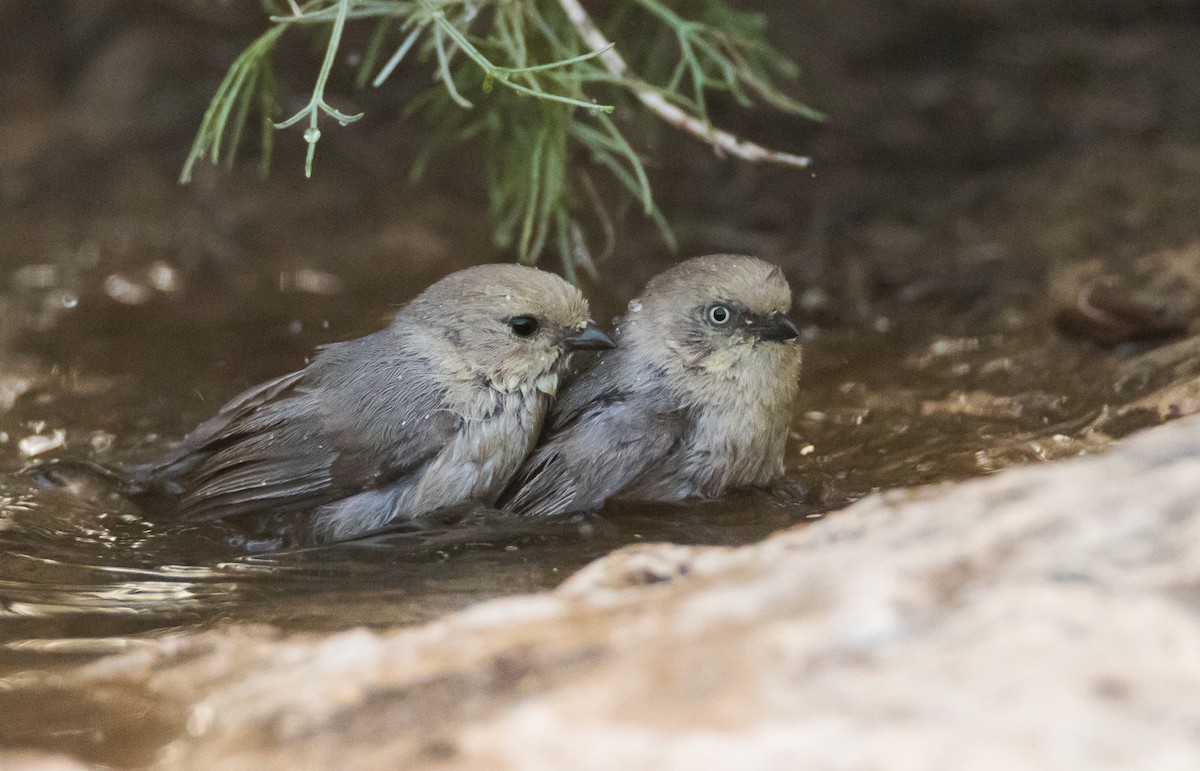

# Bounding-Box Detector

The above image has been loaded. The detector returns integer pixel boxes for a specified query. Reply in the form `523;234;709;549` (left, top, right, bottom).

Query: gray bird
499;254;803;517
146;264;614;540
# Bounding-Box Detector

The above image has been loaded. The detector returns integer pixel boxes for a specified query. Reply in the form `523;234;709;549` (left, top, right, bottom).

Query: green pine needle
181;0;820;276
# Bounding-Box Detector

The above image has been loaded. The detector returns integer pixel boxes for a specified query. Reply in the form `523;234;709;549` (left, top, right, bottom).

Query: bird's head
403;264;613;395
622;254;803;400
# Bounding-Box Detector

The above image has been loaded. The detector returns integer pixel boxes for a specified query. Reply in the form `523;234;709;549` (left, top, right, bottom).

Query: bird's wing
174;403;340;521
150;370;307;481
164;341;460;523
499;364;685;517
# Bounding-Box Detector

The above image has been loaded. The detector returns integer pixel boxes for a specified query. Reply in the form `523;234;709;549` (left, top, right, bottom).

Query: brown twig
557;0;811;168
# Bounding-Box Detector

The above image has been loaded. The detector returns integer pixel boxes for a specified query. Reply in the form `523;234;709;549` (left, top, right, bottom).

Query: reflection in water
0;473;807;646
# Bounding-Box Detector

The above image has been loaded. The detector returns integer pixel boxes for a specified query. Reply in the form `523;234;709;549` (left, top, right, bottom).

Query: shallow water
0;274;1122;699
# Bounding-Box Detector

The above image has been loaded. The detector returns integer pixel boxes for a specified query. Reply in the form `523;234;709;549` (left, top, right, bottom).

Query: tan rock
29;416;1200;770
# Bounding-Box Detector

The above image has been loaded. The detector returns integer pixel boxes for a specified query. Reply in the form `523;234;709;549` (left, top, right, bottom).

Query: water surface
0;275;1122;690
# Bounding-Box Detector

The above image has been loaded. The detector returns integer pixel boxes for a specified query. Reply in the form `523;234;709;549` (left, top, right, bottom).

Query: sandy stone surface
20;415;1199;770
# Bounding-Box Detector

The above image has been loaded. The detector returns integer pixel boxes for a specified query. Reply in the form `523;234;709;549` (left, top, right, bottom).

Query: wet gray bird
146;264;614;540
499;254;803;517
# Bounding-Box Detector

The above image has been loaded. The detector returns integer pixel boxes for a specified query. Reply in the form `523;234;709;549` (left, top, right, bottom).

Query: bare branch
557;0;811;168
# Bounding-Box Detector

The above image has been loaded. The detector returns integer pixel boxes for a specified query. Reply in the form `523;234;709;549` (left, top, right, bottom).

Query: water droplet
103;274;151;305
61;293;78;309
147;261;180;293
19;428;66;458
303;127;321;144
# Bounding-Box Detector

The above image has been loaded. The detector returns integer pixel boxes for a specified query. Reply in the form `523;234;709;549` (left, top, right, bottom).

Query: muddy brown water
0;169;1186;768
0;272;1122;693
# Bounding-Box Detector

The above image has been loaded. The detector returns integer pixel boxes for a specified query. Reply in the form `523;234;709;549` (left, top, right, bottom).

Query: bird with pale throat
500;254;803;517
141;264;614;541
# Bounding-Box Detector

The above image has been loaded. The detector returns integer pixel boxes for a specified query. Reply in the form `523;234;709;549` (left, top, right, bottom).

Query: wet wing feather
501;362;684;516
165;337;460;522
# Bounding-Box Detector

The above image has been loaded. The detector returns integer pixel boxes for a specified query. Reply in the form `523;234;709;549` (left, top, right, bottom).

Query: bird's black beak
753;312;801;342
563;321;616;352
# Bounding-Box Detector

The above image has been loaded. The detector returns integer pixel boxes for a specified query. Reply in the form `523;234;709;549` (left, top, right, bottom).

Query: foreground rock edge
28;416;1200;769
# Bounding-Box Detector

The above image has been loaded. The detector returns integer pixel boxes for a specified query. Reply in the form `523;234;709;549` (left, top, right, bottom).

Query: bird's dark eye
508;316;540;337
707;304;732;325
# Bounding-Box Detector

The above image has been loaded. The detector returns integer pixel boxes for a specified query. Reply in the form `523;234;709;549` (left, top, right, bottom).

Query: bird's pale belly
624;406;787;502
314;390;545;539
413;406;539;510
